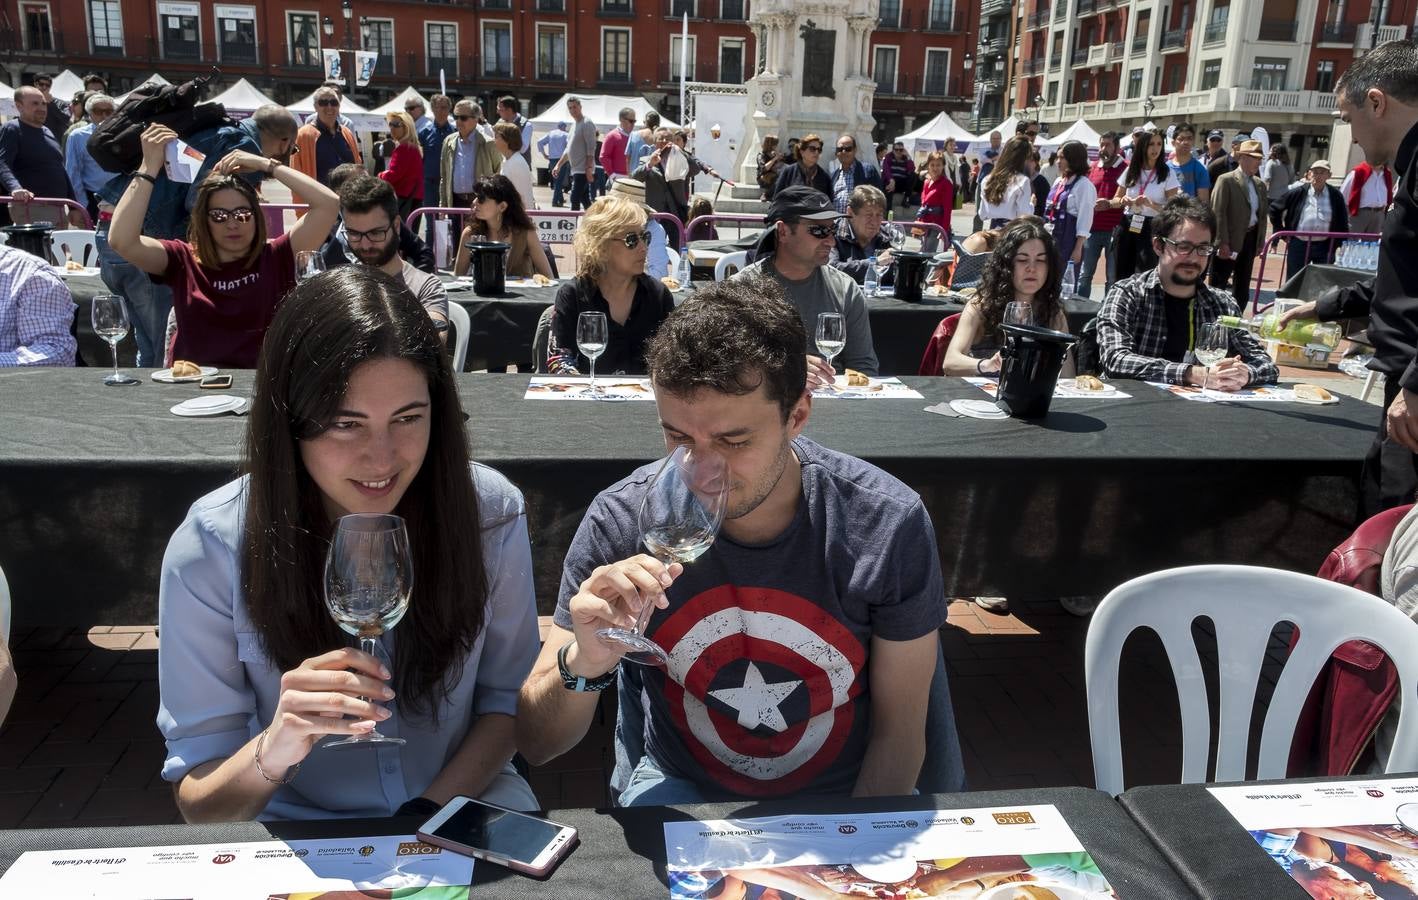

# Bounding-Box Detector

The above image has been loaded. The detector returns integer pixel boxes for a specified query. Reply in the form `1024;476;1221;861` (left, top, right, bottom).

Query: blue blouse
156;464;541;820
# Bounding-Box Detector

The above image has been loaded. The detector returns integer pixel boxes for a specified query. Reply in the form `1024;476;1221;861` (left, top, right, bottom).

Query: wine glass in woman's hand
323;513;413;748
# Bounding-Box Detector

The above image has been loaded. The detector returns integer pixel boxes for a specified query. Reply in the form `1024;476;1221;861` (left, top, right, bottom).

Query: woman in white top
1044;140;1098;270
977;135;1035;228
1108;129;1181;280
494;122;535;212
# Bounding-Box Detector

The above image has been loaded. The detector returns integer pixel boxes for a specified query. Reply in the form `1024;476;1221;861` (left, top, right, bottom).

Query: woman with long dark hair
452;174;553;278
156;266;540;821
977;136;1035;228
939;217;1073;376
1108;129;1181;279
1044;140;1098;271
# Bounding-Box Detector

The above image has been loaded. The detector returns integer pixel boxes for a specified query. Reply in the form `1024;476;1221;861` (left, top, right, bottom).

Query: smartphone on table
199;374;233;389
417;796;578;877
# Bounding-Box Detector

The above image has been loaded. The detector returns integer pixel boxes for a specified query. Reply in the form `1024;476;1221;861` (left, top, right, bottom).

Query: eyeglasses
1160;238;1218;257
207;207;255;224
388;121;404;129
619;230;653;249
454;114;474;121
315;98;340;108
836;145;855;153
793;222;836;239
1026;130;1039;138
802;144;823;152
346;223;394;244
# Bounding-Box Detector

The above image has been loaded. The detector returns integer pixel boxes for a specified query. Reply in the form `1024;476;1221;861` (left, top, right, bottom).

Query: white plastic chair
49;229;98;267
714;250;748;282
446;302;470;372
1086;564;1418;795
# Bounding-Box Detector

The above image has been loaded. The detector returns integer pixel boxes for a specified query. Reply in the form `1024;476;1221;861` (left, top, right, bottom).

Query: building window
157;2;201;59
1047;81;1058;104
482;22;512;78
89;0;123;53
923;47;950;96
670;35;696;80
288;11;319;66
1077;76;1090;101
215;5;257;64
719;38;745;84
537;25;566;79
363;18;394;75
1251;56;1288;90
1199;58;1221;89
878;0;900;27
426;22;457;76
929;0;954;29
602;27;630;82
721;0;744;19
669;0;694;15
1126;68;1142;98
873;45;898;93
601;0;631;11
1315;59;1335;93
21;2;53;51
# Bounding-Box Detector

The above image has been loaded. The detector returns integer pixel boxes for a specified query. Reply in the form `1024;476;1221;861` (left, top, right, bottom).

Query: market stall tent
369;87;431;118
287;90;384;133
893;112;979;155
209;78;280;119
528;94;678;132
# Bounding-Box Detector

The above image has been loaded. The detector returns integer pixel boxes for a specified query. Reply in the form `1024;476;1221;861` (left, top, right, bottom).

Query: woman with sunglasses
772;132;832;201
109;123;339;369
451;174;553;280
545;194;674;376
377;110;423;223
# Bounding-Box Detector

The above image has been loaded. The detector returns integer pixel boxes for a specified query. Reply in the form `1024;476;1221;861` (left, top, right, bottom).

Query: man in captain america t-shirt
516;278;962;806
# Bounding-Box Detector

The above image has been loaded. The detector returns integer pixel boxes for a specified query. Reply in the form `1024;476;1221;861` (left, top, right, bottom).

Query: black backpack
89;68;231;173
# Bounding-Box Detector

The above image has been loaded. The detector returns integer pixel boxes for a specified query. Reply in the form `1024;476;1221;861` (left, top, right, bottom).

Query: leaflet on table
1147;382;1296;402
966;376;1133;400
664;804;1118;899
0;833;472;899
525;376;655;400
1211;778;1418;898
810;376;925;399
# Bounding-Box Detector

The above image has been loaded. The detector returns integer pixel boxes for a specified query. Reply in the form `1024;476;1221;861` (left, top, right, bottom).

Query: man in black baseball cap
733;186;879;385
1208;131;1243;184
1205;129;1226;162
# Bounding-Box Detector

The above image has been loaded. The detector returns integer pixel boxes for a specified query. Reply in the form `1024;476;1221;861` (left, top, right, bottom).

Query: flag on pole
439;69;447;97
355;50;378;87
322;49;344;85
679;12;688;124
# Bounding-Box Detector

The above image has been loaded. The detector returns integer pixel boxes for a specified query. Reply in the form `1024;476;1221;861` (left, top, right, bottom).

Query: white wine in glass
91;294;139;386
816;312;846;382
597;446;729;666
577;311;608;397
323;513;413;748
1193;322;1229;392
296;250;326;281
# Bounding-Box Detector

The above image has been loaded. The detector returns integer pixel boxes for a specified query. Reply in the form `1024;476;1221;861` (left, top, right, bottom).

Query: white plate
1058;380;1119;396
950;398;1009;420
151;365;219;383
170;395;248;417
54;265;101;278
1293;394;1341;405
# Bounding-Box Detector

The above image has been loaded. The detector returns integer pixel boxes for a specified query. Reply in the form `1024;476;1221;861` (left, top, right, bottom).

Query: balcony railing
537;0;566;9
598;0;634;16
980;0;1011;18
980;34;1008;55
1077;0;1096;13
1203;21;1227;44
1131;33;1149;53
1071;47;1089;66
480;0;511;7
1027;9;1050;28
1022;57;1045;75
1048;56;1062;70
927;8;962;31
1318;21;1356;43
1161;28;1187;51
1258;19;1297;41
425;55;458;77
872;72;966;98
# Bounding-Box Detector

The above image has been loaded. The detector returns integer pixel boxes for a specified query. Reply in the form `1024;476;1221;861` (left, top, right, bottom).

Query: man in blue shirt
537;122;570;207
417;94;453;239
64;93;116;224
1167;123;1212;202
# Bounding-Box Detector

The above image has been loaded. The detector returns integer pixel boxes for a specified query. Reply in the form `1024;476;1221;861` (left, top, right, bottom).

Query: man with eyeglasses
1097;195;1277;391
405;98;431;134
1017;120;1041;144
734;186;879;383
64;93;116;225
828;134;882;214
439;100;497;236
292;86;362;200
329;174;448;341
31;74;71;146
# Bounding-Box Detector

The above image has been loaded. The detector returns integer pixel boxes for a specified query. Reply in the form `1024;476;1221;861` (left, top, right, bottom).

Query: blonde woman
545;195;675;375
378;110;423;221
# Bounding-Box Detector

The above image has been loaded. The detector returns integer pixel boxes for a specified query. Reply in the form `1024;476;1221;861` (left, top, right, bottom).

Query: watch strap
557;641;617;692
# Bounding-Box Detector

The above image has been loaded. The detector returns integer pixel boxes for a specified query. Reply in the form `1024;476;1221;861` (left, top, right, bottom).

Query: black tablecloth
0;788;1192;897
0;370;1375;626
1119;775;1404;899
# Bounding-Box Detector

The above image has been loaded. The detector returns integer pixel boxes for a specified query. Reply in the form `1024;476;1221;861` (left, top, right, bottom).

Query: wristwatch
557;642;617;693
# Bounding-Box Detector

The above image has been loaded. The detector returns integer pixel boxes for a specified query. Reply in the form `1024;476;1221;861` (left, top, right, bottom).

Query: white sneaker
974;596;1009;613
1059;595;1101;617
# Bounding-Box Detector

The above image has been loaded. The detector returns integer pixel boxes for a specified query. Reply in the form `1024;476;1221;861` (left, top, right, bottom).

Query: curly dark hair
646;276;807;421
972;216;1063;340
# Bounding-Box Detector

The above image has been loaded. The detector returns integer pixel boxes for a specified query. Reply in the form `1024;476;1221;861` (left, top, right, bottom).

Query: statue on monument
799;20;836;99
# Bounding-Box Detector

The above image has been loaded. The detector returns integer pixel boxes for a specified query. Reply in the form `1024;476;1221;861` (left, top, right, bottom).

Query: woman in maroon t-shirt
109;123;340;369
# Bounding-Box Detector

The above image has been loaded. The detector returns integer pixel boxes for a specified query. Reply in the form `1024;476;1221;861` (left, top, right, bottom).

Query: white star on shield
707;661;803;733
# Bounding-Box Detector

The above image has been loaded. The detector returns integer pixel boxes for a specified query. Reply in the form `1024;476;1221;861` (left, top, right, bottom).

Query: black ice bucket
3;222;54;261
997;322;1076;419
892;250;936;302
465;240;510;296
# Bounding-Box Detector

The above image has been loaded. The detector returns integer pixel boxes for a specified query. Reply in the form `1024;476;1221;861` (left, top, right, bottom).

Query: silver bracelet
253;729;301;785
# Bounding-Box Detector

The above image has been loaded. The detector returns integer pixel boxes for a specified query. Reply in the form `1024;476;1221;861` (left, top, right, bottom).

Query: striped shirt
0;244;76;366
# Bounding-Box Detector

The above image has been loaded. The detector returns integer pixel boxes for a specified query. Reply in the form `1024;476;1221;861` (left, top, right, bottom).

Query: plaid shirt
0;244;75;366
1097;268;1278;386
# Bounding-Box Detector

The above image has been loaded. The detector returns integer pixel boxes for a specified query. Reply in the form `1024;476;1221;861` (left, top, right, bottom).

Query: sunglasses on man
454;114;474;121
793;222;835;239
836;144;855;153
316;98;340;108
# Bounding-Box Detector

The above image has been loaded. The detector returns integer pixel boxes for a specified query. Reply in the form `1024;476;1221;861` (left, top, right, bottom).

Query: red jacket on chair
917;314;961;376
1287;504;1413;777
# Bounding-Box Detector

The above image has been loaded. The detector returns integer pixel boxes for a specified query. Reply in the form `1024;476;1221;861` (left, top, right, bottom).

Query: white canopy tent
369;87;430;118
893;112;979;155
528;94;678;132
113;74;171;105
209;78;280;118
287;90;384;133
49;70;85;101
1037;118;1102;151
984;115;1021;141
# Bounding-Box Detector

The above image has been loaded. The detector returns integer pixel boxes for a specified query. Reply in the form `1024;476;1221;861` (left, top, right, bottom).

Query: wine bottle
1217;314;1340;350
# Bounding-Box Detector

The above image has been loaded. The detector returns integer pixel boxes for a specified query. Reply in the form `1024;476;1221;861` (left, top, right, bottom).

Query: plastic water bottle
1370;242;1382;270
1061;261;1078;297
677;246;692;287
1338;241;1353;268
864;255;880;296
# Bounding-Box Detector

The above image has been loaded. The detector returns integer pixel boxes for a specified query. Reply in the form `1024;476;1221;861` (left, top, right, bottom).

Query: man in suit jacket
437;100;498;209
1210;139;1268;305
828;134;882;214
1279;159;1349;278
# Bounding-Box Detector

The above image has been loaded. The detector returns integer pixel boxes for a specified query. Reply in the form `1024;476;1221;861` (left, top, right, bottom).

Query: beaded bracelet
253;730;301;785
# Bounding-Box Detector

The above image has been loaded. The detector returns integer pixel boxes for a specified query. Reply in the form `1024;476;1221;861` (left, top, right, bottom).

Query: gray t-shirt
566;117;598;172
399;259;449;331
735;257;880;375
554;436;947;798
